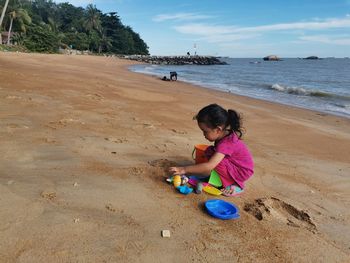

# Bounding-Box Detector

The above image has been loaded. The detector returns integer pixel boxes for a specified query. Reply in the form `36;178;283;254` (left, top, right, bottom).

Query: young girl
169;103;254;196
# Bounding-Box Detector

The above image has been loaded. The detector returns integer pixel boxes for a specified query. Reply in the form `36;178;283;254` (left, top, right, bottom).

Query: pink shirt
205;133;254;188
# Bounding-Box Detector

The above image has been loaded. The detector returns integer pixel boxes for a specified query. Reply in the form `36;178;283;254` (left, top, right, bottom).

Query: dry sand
0;52;349;263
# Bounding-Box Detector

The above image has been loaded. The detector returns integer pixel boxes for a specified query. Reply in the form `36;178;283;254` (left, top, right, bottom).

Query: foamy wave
270;84;350;100
271;84;312;95
332;103;350;109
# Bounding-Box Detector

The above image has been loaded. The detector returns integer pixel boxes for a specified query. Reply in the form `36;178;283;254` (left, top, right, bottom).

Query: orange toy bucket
192;144;209;164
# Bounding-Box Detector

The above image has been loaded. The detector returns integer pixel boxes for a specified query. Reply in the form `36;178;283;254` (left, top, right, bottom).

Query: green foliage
100;13;149;55
62;32;89;50
56;3;85;32
22;23;59;53
0;43;28;52
84;4;102;34
8;8;32;32
0;0;149;54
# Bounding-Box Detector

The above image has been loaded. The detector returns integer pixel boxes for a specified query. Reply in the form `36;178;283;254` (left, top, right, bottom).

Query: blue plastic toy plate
177;185;193;195
205;199;240;220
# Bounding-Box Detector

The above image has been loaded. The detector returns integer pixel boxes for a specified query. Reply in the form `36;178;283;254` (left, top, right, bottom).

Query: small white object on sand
161;230;171;238
7;180;14;185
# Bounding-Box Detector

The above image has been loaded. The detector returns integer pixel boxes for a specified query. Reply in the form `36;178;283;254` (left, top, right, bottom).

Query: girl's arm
169;152;225;176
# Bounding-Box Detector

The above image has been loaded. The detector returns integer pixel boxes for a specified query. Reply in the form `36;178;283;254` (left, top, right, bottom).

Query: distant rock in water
263;55;281;61
303;56;319;60
119;55;227;65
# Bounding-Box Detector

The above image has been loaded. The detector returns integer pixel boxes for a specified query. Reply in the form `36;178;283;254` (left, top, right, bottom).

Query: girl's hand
169;166;186;175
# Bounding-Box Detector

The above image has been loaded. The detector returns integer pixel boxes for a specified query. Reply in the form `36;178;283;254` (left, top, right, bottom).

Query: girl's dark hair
196;103;243;138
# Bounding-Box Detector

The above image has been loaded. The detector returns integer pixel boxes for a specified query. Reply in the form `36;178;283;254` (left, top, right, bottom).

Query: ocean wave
144;65;158;70
270;84;350;101
331;102;350;109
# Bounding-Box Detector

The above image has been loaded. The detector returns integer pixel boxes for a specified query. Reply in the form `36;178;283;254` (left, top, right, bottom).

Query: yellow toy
203;185;222;196
173;175;182;187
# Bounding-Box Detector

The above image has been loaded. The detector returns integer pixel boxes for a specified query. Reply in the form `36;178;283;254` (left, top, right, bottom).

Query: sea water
129;58;350;118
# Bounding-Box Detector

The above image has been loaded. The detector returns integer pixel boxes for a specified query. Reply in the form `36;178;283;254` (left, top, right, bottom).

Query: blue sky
54;0;350;57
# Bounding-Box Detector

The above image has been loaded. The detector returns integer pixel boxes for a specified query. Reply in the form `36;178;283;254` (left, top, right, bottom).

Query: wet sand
0;52;349;262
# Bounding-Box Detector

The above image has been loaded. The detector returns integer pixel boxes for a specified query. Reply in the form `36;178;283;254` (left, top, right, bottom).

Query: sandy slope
0;52;349;263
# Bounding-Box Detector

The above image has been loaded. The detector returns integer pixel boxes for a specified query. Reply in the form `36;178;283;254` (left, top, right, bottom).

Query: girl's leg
214;159;243;196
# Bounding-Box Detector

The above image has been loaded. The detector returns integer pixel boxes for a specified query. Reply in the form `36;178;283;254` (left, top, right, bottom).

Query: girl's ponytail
227;109;243;138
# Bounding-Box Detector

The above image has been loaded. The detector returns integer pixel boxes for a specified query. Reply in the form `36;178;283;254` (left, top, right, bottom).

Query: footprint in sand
116;240;148;257
128;167;145;176
40;190;57;201
42;137;57;144
152;144;166;153
6;124;29;130
58;118;85;125
143;123;155;129
170;128;187;134
46;118;84;129
244;197;317;232
86;93;104;101
105;203;116;212
104;137;128;143
5;95;22;100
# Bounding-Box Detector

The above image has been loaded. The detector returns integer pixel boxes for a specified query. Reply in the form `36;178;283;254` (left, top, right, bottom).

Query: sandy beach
0;52;349;262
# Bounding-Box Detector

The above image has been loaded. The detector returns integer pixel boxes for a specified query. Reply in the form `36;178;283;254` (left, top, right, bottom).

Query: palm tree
7;7;31;44
0;0;10;44
83;4;102;52
83;4;101;33
99;32;112;53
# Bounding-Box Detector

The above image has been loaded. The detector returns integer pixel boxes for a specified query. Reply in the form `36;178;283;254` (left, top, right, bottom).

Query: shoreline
129;59;350;119
129;64;350;121
0;52;349;262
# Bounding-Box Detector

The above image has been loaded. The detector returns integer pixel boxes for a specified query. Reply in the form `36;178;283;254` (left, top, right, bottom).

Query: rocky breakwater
120;55;227;65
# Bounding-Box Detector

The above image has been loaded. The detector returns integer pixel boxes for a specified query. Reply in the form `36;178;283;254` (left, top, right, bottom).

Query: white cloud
243;17;350;32
299;35;350;45
175;16;350;36
173;16;350;46
174;23;236;35
153;13;213;22
200;33;260;43
173;23;260;44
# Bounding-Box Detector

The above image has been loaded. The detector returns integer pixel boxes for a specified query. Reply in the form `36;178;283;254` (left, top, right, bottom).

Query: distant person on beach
169;103;254;196
170;71;177;81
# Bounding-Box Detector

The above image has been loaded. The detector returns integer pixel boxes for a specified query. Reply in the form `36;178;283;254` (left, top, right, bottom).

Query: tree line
0;0;149;54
